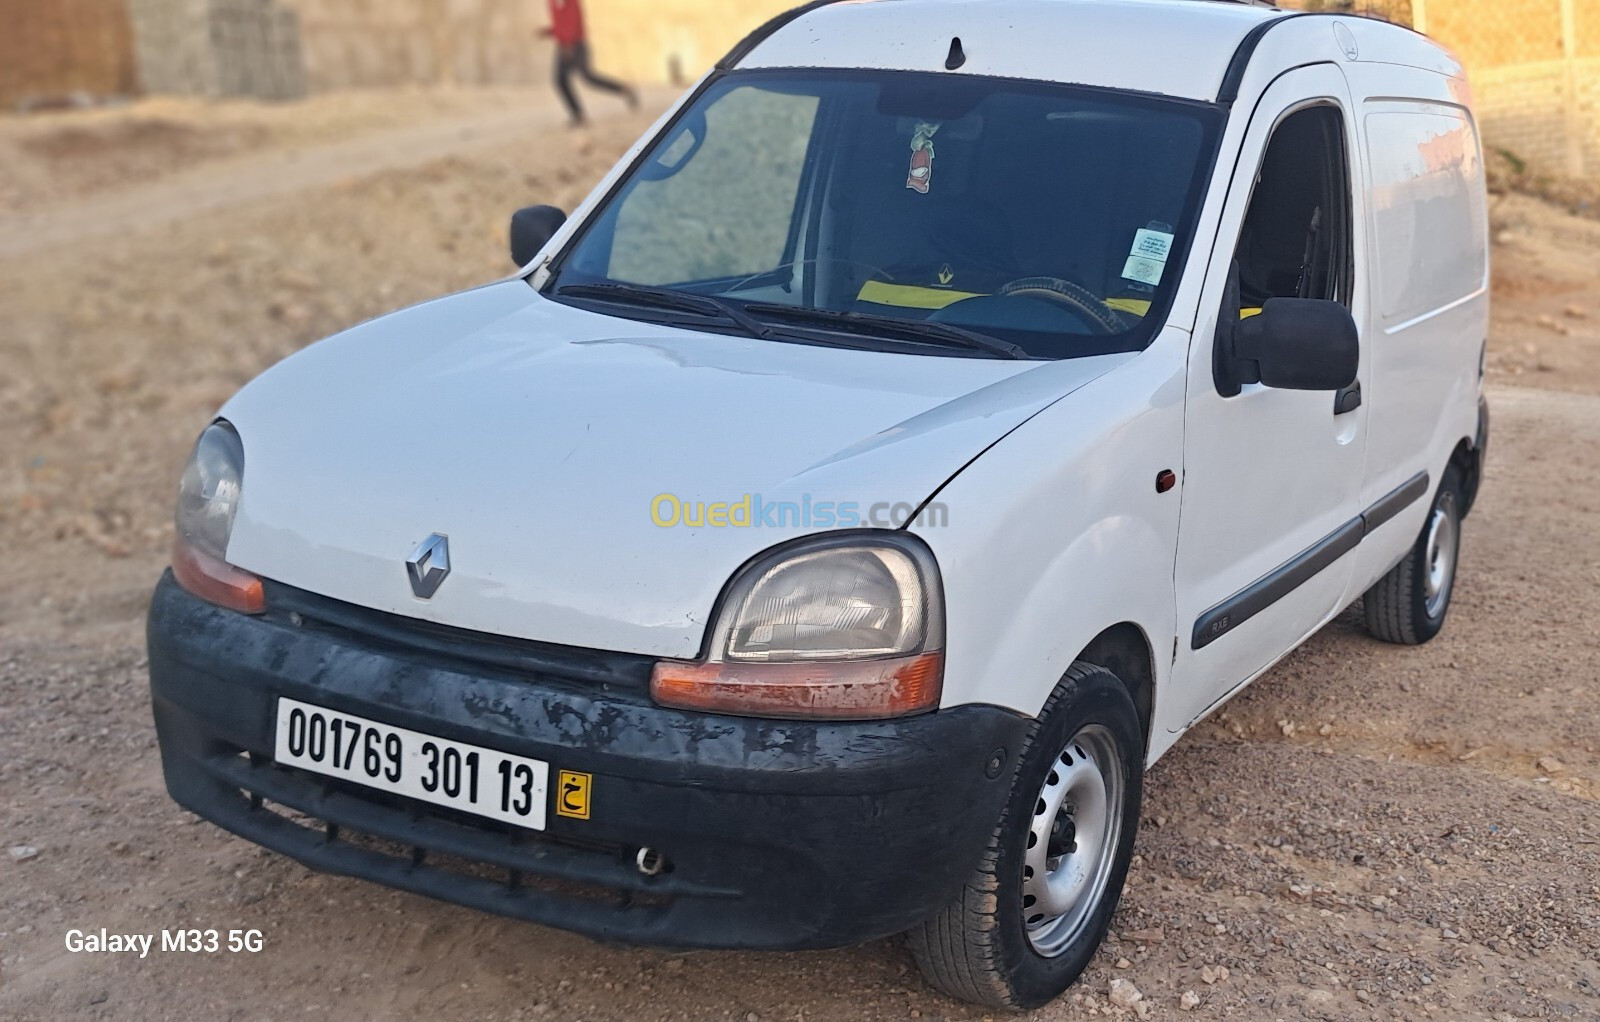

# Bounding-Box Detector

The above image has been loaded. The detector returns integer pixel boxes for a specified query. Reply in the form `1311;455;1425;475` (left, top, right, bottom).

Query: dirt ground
1;87;1597;1022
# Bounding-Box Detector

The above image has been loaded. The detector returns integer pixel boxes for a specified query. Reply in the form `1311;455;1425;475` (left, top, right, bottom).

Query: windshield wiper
556;284;1025;359
554;282;771;339
740;303;1026;360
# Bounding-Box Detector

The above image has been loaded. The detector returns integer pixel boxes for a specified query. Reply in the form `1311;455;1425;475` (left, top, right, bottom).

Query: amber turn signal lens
650;651;943;720
172;537;265;615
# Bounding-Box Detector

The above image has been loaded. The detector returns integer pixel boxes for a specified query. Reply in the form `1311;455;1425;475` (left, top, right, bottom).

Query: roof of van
730;0;1461;104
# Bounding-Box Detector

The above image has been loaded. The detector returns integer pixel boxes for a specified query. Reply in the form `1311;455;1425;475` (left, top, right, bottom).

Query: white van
148;0;1489;1008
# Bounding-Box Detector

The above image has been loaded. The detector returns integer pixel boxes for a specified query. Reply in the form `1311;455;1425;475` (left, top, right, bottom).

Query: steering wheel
997;276;1125;335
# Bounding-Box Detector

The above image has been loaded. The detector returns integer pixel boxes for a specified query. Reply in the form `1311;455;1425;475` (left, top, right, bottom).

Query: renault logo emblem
406;533;451;599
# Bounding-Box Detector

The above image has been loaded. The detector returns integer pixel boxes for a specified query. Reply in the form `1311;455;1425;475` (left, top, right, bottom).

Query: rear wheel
1364;467;1464;645
907;663;1142;1009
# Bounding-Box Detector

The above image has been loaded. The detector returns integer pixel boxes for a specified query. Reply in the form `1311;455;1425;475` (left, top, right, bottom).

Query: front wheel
907;663;1143;1010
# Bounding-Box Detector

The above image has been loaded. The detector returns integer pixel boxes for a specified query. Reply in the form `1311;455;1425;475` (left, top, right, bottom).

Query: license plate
273;698;549;830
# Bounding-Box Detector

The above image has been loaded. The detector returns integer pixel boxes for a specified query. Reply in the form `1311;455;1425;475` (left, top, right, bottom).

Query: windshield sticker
906;122;939;194
1121;227;1175;287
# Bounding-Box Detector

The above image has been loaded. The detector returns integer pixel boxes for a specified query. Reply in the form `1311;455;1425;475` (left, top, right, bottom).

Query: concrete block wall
1427;0;1565;65
128;0;216;96
1415;0;1597;177
213;0;306;98
1577;58;1600;178
1473;62;1579;172
128;0;306;100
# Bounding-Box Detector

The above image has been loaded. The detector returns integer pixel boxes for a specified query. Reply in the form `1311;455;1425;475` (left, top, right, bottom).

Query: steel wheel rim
1423;493;1459;619
1021;724;1125;957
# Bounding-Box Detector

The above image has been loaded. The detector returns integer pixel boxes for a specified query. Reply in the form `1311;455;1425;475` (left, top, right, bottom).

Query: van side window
1364;107;1488;327
1233;106;1352;309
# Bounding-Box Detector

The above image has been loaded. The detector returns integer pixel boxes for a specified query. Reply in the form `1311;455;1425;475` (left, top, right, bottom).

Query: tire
907;662;1143;1010
1363;466;1464;645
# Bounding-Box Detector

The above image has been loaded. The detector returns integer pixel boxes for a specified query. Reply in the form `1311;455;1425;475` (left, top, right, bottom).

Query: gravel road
0;89;1596;1022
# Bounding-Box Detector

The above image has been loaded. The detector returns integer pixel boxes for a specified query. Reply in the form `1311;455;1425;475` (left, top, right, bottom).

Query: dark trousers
554;41;629;122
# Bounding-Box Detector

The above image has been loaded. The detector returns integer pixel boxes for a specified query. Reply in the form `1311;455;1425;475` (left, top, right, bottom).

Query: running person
542;0;638;126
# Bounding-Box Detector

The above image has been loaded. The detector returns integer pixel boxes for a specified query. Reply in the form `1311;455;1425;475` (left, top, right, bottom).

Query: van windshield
549;70;1221;360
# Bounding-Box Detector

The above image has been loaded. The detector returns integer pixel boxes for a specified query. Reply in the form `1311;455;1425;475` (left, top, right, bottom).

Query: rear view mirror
638;111;706;181
510;205;568;268
1216;295;1358;396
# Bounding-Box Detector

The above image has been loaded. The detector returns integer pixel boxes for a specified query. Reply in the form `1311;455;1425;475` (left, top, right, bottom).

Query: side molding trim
1361;471;1431;534
1191;471;1430;649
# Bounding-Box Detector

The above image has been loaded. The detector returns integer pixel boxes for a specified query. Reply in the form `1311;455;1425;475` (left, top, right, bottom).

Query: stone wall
1415;0;1598;177
272;0;789;94
0;0;138;109
582;0;793;86
278;0;552;91
127;0;306;99
1284;0;1596;177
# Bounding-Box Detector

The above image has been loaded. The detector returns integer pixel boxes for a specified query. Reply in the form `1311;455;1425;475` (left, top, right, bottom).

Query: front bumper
148;573;1027;950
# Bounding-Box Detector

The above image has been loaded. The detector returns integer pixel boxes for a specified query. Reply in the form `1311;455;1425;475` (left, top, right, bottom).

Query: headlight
177;421;244;560
171;420;263;614
651;535;944;720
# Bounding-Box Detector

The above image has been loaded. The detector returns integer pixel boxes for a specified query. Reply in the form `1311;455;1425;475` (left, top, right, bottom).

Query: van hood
221;281;1132;657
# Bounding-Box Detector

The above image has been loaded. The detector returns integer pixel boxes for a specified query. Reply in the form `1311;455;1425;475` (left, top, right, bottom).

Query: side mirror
1216;295;1358;396
509;205;567;268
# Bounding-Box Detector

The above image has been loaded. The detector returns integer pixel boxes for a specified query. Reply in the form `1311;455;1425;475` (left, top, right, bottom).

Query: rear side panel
1342;63;1488;595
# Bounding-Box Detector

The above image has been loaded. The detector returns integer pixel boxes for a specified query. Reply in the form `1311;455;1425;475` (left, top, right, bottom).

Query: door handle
1334;380;1362;415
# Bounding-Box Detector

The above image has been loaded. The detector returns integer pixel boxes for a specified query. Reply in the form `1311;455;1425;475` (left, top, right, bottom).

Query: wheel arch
1451;397;1488;517
1073;623;1156;755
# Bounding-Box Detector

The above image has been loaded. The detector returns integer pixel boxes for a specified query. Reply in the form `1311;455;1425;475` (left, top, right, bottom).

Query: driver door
1167;64;1370;730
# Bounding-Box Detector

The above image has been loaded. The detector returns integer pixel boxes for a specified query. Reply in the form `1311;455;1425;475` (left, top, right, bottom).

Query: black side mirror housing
510;205;568;268
1216;294;1359;396
1238;298;1360;391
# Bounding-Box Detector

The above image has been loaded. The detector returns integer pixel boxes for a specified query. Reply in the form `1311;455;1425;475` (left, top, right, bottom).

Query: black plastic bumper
147;573;1027;950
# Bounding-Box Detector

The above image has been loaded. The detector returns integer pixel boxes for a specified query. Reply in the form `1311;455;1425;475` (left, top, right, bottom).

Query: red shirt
548;0;585;46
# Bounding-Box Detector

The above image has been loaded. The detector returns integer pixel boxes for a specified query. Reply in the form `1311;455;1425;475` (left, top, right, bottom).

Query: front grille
260;580;659;695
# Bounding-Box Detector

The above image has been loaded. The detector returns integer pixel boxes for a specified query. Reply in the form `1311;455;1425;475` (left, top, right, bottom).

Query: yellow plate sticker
856;280;984;310
555;770;592;820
